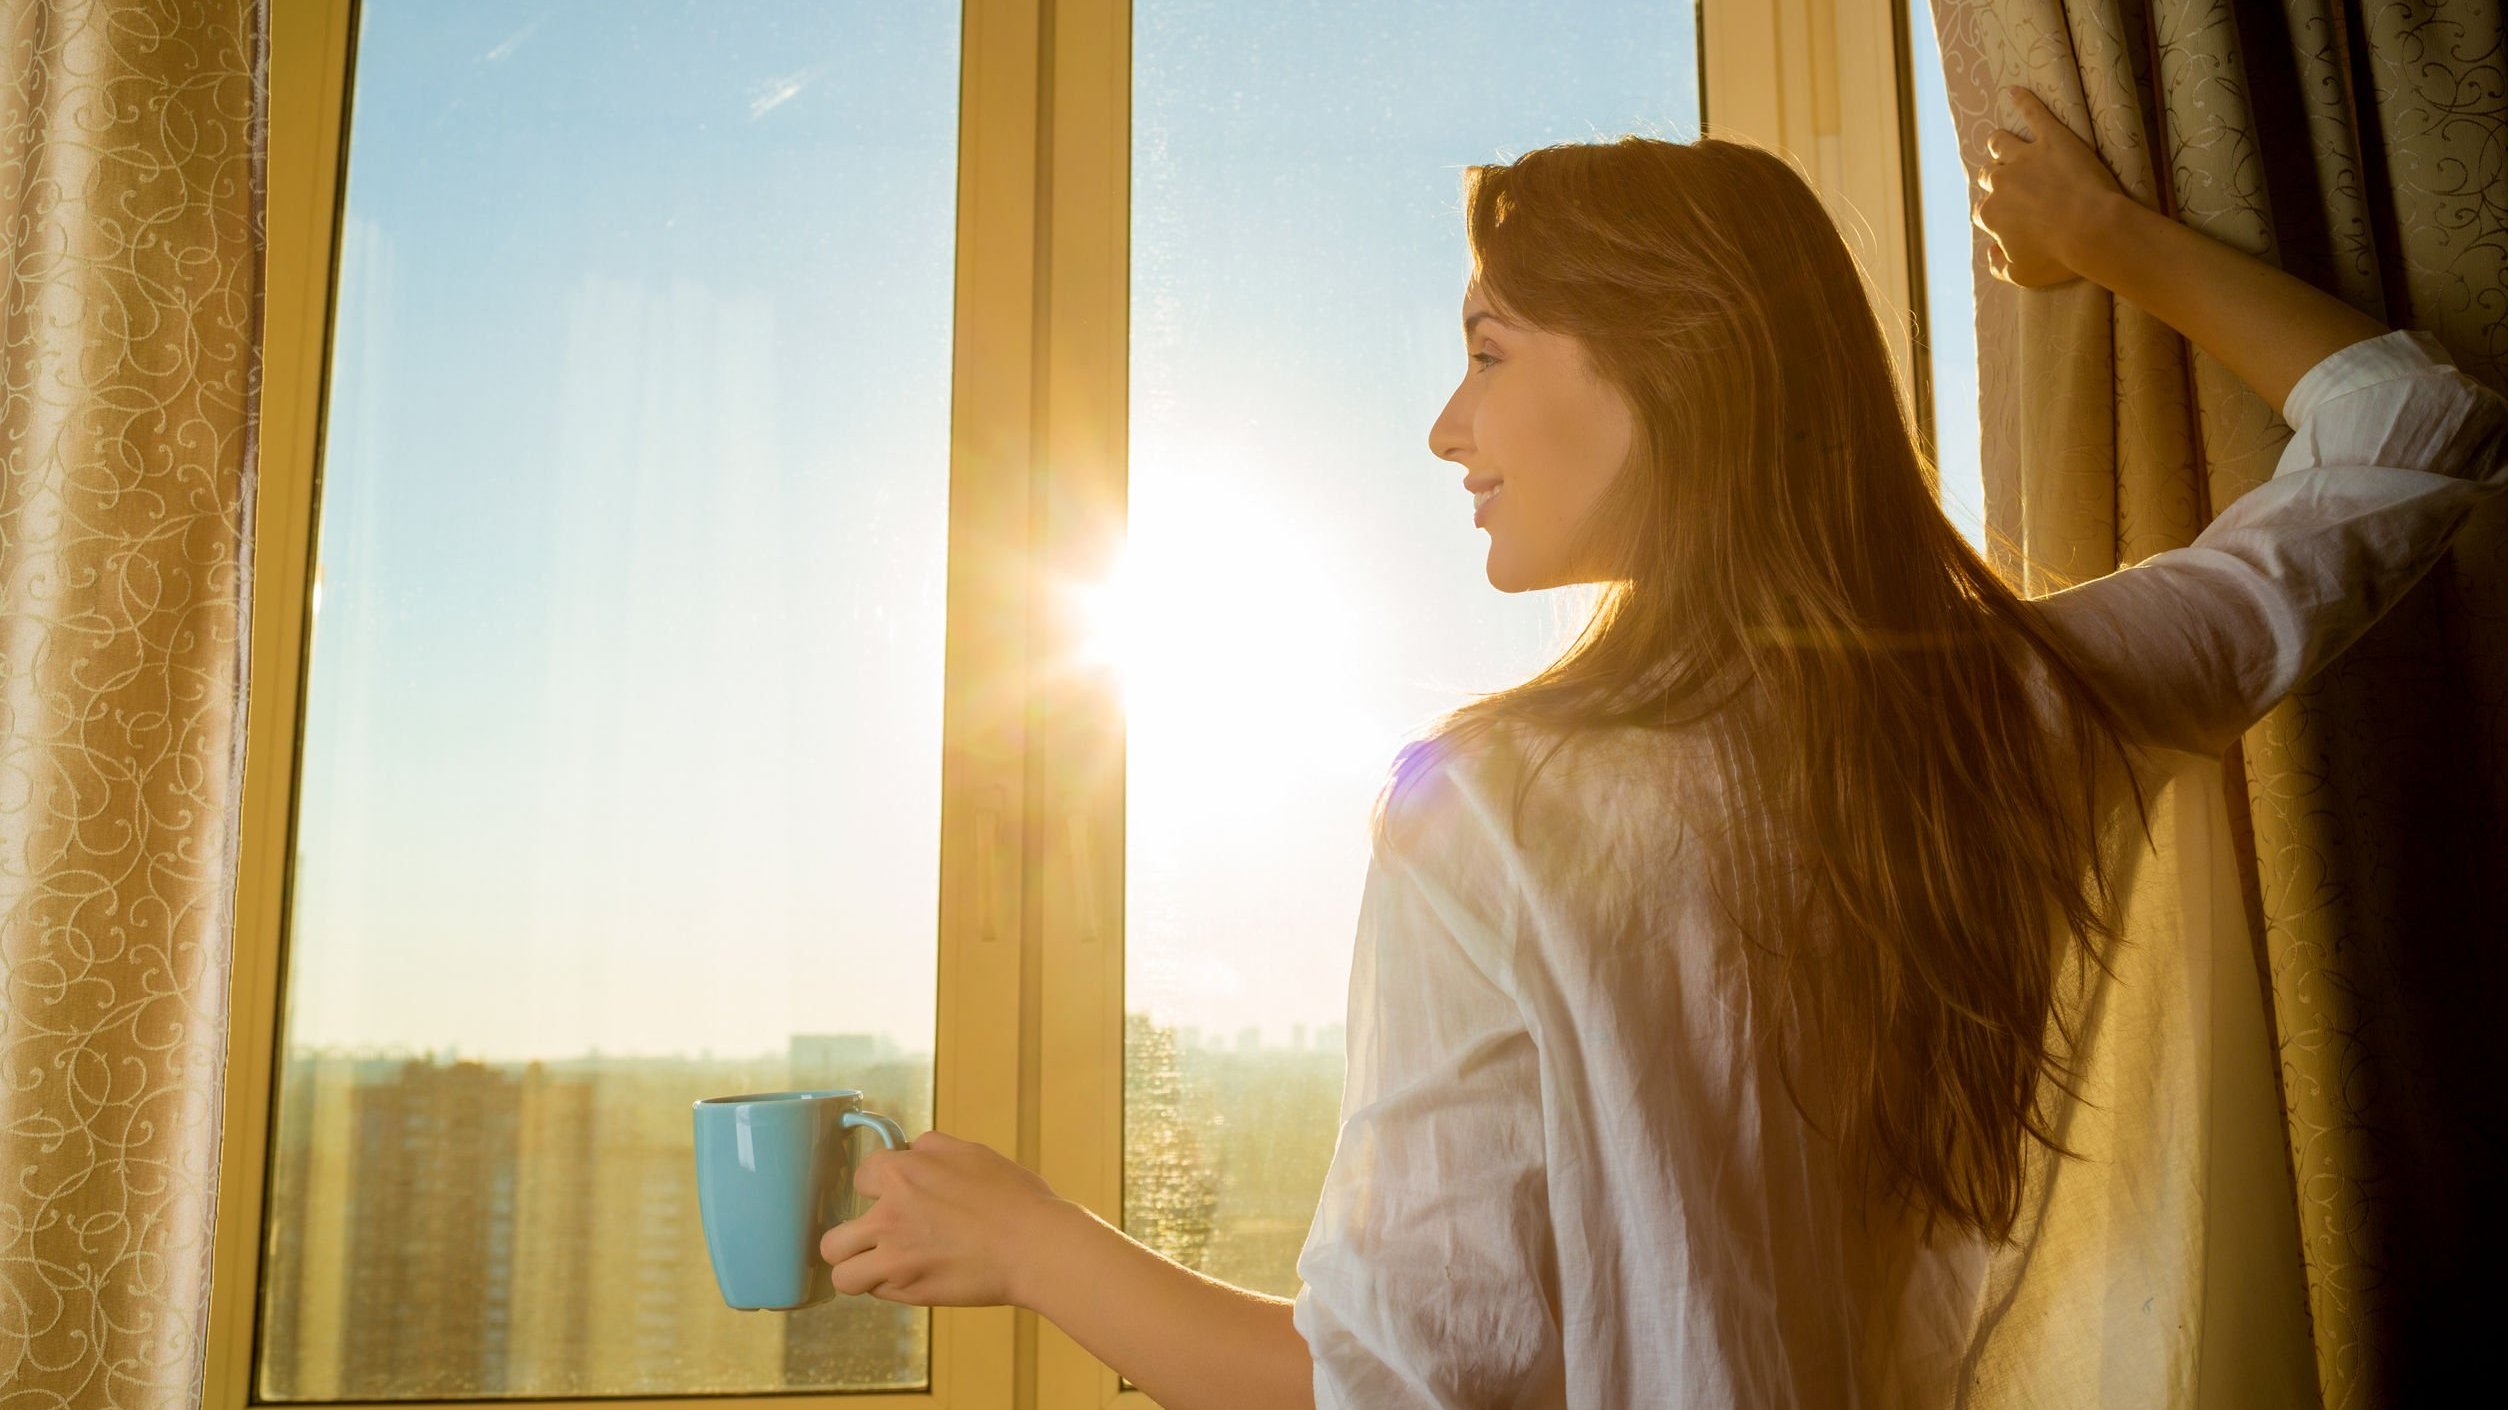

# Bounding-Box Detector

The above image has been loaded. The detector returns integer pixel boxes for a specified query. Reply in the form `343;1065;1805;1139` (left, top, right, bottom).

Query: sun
1070;543;1144;683
1055;465;1393;785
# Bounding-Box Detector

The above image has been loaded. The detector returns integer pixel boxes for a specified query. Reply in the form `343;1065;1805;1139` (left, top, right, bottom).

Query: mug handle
842;1108;908;1151
837;1109;909;1223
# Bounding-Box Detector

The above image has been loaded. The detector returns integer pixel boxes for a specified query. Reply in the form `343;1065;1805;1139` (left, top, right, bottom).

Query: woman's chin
1486;549;1601;594
1484;547;1541;594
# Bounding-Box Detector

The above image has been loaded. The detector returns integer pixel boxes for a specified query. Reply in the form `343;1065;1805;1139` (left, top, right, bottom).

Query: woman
812;86;2508;1407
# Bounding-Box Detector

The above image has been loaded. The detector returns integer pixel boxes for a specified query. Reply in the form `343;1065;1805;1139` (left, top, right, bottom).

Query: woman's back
1342;718;1999;1407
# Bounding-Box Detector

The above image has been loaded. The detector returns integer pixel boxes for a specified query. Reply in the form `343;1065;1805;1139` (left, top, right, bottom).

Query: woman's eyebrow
1464;311;1509;335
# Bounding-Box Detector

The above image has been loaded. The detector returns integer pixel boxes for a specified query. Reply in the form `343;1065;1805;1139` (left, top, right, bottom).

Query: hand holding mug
818;1129;1070;1308
692;1088;911;1311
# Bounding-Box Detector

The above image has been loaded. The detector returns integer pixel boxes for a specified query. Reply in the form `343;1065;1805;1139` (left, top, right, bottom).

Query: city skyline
276;1017;1346;1065
256;1012;1333;1397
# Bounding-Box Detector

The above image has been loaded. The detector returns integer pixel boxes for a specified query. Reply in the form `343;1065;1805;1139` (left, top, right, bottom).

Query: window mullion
1029;0;1132;1405
944;0;1058;1404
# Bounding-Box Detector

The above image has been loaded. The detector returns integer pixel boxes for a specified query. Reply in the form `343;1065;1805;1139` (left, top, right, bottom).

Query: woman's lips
1472;482;1505;526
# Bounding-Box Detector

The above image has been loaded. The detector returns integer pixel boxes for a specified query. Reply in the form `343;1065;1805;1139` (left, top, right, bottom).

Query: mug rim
693;1088;864;1107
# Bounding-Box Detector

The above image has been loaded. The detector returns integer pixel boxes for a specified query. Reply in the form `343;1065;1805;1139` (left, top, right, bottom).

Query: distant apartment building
253;1020;1337;1397
258;1041;927;1398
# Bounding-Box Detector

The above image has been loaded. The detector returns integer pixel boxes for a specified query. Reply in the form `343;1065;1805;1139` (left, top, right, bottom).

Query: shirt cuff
2280;327;2454;427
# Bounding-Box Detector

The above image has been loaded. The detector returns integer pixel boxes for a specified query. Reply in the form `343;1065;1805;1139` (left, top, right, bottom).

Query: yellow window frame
212;4;1923;1409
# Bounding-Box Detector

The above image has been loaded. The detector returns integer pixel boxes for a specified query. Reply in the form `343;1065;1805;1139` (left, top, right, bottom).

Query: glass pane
1908;0;1986;548
1118;0;1703;1313
257;1;961;1398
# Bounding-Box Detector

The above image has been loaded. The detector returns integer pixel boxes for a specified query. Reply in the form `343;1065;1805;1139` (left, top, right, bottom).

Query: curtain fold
0;0;265;1404
1930;1;2508;1405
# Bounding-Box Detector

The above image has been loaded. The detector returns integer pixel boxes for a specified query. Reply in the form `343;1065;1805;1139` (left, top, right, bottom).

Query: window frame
1701;0;1932;453
212;4;1924;1409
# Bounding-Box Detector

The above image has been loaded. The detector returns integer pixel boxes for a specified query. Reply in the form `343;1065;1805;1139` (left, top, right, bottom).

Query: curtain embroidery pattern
1;0;265;1403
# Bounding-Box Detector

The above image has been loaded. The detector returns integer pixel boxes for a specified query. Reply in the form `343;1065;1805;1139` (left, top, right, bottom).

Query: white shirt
1291;328;2508;1408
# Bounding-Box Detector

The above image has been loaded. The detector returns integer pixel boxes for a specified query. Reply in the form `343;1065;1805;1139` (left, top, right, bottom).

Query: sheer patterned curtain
0;0;265;1403
1927;1;2507;1406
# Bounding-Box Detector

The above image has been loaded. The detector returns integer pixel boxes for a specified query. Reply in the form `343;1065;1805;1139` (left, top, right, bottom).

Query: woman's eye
1471;352;1498;371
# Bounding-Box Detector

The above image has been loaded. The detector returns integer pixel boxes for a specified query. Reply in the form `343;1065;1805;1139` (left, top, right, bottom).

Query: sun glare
1057;465;1395;791
1071;548;1140;679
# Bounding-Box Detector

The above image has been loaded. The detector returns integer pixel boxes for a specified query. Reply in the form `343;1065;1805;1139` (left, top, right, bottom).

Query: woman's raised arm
1975;85;2508;760
1975;84;2389;418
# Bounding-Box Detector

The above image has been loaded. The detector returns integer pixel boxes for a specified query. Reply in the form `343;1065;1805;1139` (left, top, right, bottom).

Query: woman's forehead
1462;288;1516;331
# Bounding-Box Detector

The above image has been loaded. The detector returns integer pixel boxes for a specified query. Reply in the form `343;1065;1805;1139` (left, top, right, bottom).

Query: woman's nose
1429;404;1470;462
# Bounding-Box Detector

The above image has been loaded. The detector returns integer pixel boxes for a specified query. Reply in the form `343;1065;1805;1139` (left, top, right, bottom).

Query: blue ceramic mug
692;1088;908;1311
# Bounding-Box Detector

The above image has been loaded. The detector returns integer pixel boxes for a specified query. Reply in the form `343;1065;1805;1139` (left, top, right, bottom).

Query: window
1905;0;1985;548
237;5;1919;1409
256;0;959;1396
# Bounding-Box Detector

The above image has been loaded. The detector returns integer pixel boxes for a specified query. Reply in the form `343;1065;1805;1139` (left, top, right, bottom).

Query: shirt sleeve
2027;327;2508;759
1293;754;1565;1410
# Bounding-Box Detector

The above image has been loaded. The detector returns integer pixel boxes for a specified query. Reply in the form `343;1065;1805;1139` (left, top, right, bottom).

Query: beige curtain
1929;1;2508;1406
0;0;265;1404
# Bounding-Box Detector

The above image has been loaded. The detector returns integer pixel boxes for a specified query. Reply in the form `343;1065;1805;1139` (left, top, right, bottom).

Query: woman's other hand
1972;85;2131;288
818;1128;1070;1308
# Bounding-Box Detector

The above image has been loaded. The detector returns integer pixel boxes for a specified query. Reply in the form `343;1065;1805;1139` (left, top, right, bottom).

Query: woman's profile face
1429;282;1635;592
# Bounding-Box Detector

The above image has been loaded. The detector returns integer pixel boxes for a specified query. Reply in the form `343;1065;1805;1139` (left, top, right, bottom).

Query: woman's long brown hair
1384;135;2145;1242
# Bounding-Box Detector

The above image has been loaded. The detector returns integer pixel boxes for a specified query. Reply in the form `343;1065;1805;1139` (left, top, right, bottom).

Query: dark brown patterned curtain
1929;1;2507;1405
1;0;266;1404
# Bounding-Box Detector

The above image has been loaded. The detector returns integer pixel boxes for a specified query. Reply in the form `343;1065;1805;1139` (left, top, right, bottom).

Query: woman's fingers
829;1242;903;1298
806;1130;1060;1309
820;1207;881;1265
2008;84;2060;126
823;1209;928;1303
853;1149;895;1198
2004;85;2058;140
2003;85;2100;166
1959;83;2121;289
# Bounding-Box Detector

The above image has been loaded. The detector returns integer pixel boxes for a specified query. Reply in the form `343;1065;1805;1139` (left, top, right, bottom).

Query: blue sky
285;0;1976;1064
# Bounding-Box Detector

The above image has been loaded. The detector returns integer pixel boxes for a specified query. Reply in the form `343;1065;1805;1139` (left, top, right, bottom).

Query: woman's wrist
1004;1195;1314;1410
2055;187;2156;293
2044;185;2388;416
1009;1195;1098;1314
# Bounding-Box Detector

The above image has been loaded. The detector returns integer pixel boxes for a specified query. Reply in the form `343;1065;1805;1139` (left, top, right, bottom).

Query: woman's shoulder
1370;720;1526;869
1372;714;1715;878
